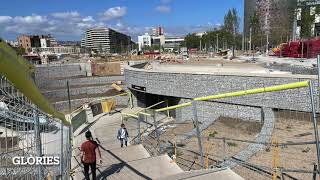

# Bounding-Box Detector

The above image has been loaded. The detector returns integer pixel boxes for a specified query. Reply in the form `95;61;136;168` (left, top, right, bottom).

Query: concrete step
96;154;183;180
157;168;244;180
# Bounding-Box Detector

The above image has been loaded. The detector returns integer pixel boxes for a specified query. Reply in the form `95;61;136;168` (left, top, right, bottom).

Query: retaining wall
176;100;262;123
42;86;122;100
265;64;317;75
35;63;92;80
36;76;124;90
125;66;317;112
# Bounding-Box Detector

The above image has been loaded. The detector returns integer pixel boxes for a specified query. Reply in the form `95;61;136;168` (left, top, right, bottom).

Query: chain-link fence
0;75;72;180
132;80;320;179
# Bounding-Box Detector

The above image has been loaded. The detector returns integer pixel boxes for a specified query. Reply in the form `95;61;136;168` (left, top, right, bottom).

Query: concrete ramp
96;154;183;180
157;168;244;180
101;144;150;163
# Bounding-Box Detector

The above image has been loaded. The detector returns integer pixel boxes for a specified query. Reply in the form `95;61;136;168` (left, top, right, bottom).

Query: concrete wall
36;76;124;90
42;86;120;100
35;63;92;80
125;65;318;112
176;99;262;123
265;64;317;75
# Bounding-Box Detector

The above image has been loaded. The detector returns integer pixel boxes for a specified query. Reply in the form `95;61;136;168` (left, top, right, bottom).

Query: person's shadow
96;162;124;179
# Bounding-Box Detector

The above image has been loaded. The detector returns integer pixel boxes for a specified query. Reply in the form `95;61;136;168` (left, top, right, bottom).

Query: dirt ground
234;110;318;180
144;110;319;180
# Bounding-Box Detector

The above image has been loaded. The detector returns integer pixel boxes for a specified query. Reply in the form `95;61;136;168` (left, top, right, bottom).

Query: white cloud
0;7;220;41
82;16;95;22
0;16;12;24
100;7;127;21
51;11;80;19
0;13;99;39
13;15;47;24
155;6;171;13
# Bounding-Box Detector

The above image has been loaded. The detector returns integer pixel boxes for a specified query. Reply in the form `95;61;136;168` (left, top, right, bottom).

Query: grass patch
227;142;237;147
209;131;218;138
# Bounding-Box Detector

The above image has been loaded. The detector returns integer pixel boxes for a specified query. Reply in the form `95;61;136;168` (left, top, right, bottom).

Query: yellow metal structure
156;81;310;112
101;99;116;113
205;134;210;169
272;139;280;180
171;135;177;163
0;42;69;125
111;83;123;92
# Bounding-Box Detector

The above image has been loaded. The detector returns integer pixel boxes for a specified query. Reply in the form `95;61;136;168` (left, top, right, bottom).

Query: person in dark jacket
117;124;129;148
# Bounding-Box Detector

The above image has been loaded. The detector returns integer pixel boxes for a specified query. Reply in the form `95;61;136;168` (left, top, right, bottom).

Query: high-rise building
81;27;131;54
295;0;320;38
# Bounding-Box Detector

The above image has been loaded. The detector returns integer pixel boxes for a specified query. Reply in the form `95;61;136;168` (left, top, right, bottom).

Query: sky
0;0;244;41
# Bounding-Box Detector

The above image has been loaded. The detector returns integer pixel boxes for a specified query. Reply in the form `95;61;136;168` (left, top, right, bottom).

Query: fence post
136;114;142;144
33;109;43;180
152;110;161;152
313;164;317;180
272;139;279;180
223;138;226;162
309;81;320;179
317;54;320;109
192;101;204;168
60;122;64;179
205;136;209;169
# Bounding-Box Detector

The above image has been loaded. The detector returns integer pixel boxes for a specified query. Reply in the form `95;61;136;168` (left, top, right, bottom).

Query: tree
224;8;240;34
184;33;201;49
223;8;241;53
249;10;262;49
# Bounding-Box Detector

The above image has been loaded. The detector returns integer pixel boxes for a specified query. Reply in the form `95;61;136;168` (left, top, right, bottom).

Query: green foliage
301;6;315;38
184;33;201;49
227;142;237;147
208;131;218;138
224;8;240;34
184;8;241;51
249;10;262;48
143;44;161;52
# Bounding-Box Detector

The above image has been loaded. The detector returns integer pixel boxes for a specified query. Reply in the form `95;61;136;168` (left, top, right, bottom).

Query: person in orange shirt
80;131;102;180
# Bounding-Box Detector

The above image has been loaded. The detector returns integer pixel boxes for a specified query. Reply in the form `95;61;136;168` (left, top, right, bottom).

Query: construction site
2;38;320;180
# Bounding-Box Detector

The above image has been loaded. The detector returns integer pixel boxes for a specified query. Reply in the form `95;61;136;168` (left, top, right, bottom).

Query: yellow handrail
156;81;310;112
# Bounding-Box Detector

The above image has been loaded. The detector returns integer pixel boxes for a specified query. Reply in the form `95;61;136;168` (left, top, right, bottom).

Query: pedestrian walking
117;124;129;148
80;131;102;180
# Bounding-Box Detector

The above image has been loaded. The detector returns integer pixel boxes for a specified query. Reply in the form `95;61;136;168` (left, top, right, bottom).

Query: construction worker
80;131;102;180
117;124;129;148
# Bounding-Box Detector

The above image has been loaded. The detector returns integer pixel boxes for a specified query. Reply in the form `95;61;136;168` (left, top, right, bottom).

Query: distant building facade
31;47;81;55
81;27;131;54
138;33;152;51
17;35;31;52
17;34;57;53
163;37;185;51
138;27;185;52
296;0;320;38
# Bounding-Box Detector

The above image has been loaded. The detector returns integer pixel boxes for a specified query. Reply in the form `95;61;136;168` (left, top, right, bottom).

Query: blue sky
0;0;244;41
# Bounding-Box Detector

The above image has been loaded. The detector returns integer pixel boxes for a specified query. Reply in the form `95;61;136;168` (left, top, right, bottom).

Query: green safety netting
0;42;70;126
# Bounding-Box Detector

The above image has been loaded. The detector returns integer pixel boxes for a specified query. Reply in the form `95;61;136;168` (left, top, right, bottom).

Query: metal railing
0;75;72;179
